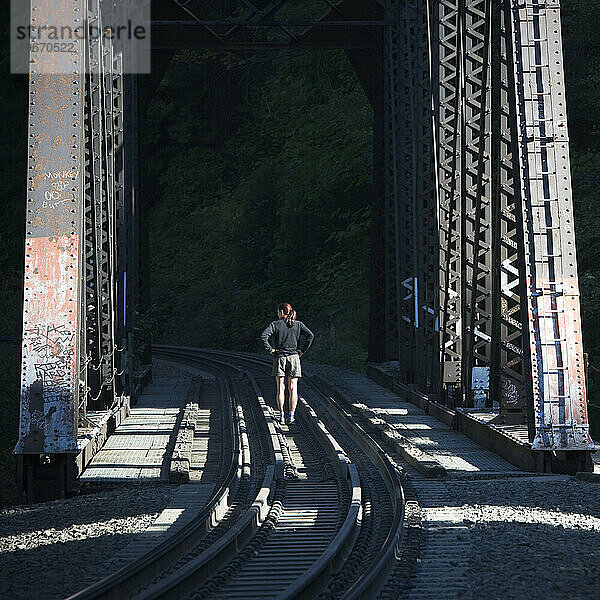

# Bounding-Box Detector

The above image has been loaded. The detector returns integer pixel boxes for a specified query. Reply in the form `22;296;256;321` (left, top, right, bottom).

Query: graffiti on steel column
30;323;74;386
501;376;521;408
19;320;78;453
30;170;79;234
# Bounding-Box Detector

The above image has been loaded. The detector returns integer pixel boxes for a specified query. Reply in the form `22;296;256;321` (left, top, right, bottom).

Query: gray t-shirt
260;319;315;357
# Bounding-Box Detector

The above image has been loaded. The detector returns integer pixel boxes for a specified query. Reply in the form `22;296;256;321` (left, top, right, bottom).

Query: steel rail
128;351;284;599
277;398;362;600
306;376;407;599
151;348;361;600
65;359;245;600
155;346;407;599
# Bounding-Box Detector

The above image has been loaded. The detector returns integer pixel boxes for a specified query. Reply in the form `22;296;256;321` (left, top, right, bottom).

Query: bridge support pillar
16;454;74;504
14;0;86;463
375;0;594;459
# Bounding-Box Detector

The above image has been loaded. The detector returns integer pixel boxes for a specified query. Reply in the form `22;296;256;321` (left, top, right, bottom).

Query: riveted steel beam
15;0;86;455
508;0;592;450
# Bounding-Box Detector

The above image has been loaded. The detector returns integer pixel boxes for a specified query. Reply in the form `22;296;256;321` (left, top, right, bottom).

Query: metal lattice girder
396;0;419;380
420;1;442;394
491;0;528;415
434;0;463;392
15;0;85;454
413;2;438;392
102;0;128;393
122;70;140;393
369;41;388;364
461;0;493;405
83;0;102;403
382;1;438;384
383;0;402;361
100;6;117;399
387;0;417;374
112;50;126;394
83;0;119;407
508;0;592;450
392;1;438;387
432;0;494;404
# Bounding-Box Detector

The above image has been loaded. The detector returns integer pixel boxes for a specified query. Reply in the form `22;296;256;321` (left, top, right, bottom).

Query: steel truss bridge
15;0;594;495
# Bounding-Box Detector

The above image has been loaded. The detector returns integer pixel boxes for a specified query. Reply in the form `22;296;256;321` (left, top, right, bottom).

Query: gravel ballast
0;483;176;599
460;478;600;600
307;362;600;600
2;360;599;599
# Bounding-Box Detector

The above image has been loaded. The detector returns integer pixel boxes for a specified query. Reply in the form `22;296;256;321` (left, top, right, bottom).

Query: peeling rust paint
509;2;592;451
15;0;85;455
19;235;79;453
528;278;590;450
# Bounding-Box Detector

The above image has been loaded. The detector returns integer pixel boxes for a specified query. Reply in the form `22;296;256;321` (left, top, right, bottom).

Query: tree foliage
145;50;373;368
562;0;600;359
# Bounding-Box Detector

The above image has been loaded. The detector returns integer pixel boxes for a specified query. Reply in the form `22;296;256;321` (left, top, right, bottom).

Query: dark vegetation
1;1;28;504
1;1;599;504
144;49;372;368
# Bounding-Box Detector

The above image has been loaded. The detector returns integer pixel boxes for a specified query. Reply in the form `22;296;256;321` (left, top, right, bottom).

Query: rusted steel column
15;0;85;454
509;0;593;450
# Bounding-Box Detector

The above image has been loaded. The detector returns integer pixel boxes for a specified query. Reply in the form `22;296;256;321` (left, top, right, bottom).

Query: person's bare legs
276;376;286;421
288;377;299;416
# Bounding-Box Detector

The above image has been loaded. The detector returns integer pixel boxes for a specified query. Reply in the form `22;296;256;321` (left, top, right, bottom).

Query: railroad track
67;347;411;600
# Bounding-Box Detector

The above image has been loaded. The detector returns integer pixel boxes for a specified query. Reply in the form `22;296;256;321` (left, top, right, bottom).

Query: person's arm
298;322;315;356
260;321;277;354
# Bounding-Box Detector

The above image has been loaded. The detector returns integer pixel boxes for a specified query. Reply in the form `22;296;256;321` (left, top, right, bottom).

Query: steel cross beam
151;0;384;49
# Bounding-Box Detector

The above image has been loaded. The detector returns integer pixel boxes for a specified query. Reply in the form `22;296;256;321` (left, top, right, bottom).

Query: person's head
277;302;296;327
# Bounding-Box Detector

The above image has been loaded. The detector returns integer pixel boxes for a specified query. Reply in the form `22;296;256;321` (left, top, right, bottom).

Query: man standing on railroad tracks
260;303;314;425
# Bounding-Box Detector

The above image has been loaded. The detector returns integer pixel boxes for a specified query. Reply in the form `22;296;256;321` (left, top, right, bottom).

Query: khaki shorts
272;353;302;378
